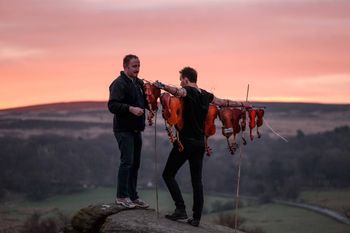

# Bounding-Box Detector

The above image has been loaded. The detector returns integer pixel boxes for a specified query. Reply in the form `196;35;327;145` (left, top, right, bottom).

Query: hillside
0;101;107;112
1;101;349;199
1;101;349;233
0;101;349;139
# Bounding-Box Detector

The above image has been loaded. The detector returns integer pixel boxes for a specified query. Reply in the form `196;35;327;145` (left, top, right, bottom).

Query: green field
204;203;350;233
0;187;233;229
299;189;350;213
1;188;350;233
0;187;238;216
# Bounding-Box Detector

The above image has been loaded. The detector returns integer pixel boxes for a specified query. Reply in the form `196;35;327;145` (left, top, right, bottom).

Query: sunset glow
1;0;350;109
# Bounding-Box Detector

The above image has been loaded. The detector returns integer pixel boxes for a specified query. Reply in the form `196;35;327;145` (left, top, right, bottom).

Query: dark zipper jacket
108;71;148;132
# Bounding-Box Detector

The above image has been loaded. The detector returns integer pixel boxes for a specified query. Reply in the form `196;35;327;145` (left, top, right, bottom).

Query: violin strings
264;118;289;142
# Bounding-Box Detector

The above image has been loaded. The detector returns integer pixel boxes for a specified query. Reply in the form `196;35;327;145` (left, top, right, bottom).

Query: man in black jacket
154;67;248;226
108;54;151;208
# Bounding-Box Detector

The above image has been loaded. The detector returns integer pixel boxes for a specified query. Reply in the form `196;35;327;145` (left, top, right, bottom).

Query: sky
0;0;350;109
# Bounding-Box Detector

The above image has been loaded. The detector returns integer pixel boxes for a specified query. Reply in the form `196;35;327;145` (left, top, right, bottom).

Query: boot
165;209;188;221
187;217;200;227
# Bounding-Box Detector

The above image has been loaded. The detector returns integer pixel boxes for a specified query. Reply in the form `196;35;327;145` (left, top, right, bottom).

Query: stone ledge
64;203;243;233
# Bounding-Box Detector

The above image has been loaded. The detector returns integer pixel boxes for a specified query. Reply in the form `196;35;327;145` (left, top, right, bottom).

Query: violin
219;107;234;137
256;109;264;138
232;108;242;137
204;105;218;156
143;82;161;126
160;93;184;151
240;108;247;145
248;109;257;141
218;107;237;155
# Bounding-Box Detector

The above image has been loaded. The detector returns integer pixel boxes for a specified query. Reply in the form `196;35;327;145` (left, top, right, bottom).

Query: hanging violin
143;82;161;126
160;93;184;151
204;104;219;156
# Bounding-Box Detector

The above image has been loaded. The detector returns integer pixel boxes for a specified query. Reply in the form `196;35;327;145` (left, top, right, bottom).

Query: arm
108;81;129;114
108;81;144;116
163;84;187;97
211;96;245;107
154;80;187;97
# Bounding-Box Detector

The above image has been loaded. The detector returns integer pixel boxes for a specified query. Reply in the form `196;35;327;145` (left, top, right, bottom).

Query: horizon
1;0;350;109
1;99;350;112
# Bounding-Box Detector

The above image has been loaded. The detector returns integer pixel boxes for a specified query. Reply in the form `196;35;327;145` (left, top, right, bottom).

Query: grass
299;188;350;213
1;188;350;233
0;187;233;226
204;203;350;233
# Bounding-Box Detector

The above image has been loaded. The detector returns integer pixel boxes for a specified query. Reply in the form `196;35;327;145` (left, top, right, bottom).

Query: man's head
179;67;197;87
123;54;140;78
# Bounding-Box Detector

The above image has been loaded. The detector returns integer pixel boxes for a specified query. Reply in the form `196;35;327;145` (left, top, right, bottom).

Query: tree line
0;126;349;201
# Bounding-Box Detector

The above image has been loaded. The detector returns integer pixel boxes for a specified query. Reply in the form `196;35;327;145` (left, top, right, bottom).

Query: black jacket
108;71;148;132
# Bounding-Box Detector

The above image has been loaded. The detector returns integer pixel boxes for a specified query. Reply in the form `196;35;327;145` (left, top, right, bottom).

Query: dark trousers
162;143;205;220
114;131;142;200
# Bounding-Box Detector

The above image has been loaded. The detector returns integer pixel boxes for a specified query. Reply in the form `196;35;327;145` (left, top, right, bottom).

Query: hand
147;110;155;120
147;110;155;126
153;80;165;89
129;106;145;116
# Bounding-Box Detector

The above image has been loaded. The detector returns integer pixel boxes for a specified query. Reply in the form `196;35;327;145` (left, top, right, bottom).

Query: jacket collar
120;71;140;84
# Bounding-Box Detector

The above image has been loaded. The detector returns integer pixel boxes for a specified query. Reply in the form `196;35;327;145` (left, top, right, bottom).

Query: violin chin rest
222;127;233;135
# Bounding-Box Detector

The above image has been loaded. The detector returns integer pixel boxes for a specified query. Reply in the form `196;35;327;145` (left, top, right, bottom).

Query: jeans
162;143;205;220
114;131;142;200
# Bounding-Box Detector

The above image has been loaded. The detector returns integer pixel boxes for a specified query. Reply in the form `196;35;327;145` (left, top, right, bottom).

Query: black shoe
165;209;188;221
187;218;200;227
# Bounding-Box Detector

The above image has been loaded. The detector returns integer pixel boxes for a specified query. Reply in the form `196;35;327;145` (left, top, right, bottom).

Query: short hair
179;67;197;83
123;54;139;68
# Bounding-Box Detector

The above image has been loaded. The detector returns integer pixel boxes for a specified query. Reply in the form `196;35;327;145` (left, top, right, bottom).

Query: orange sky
1;0;350;109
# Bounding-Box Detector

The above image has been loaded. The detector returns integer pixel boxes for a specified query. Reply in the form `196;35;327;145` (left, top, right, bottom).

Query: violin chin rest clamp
222;127;233;136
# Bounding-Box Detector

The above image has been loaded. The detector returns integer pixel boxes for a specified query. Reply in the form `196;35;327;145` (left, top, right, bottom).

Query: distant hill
0;101;107;112
1;101;350;113
0;101;349;138
254;101;350;112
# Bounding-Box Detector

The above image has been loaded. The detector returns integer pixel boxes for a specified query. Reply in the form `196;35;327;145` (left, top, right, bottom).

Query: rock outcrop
64;203;242;233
